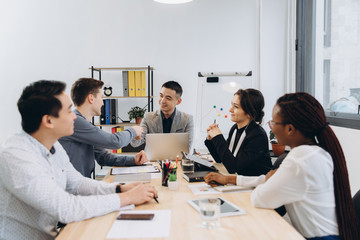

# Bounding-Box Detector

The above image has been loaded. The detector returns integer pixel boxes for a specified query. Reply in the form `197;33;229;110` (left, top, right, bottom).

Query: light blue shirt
0;132;120;239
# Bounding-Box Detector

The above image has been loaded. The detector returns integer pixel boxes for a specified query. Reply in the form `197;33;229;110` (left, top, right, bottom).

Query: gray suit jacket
131;109;194;150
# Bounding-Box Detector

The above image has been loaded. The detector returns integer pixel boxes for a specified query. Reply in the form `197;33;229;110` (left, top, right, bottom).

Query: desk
56;164;304;240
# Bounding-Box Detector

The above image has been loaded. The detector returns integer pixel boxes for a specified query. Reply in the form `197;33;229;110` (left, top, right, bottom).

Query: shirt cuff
236;175;266;187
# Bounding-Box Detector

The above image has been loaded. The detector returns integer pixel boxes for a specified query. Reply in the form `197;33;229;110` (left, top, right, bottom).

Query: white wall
0;0;261;142
1;0;358;195
332;126;360;195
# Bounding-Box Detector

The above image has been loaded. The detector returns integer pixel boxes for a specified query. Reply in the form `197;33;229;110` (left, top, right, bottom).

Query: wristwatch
115;184;122;193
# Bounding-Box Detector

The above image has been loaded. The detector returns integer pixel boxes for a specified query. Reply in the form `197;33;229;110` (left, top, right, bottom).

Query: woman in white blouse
205;92;359;240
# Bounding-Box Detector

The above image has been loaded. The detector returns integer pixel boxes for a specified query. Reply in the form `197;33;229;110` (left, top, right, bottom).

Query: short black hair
17;80;66;134
71;78;104;106
161;81;183;97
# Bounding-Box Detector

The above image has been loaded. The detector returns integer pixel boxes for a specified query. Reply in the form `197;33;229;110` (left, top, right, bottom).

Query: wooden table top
56;163;304;240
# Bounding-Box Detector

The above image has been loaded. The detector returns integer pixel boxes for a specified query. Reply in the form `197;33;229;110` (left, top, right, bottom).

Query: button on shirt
0;132;120;240
161;109;176;133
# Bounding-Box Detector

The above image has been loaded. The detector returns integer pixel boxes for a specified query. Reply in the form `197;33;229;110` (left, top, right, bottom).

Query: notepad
213;185;253;192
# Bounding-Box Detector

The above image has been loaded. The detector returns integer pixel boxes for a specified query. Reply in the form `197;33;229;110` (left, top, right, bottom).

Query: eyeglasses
267;120;286;129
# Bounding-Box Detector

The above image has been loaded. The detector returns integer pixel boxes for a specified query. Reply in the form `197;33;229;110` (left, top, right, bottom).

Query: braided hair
276;92;359;240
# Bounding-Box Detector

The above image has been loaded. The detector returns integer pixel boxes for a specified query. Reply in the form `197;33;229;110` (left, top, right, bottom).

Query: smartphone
117;213;154;220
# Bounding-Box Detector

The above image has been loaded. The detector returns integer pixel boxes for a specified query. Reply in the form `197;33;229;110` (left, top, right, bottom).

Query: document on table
111;165;160;175
106;210;171;239
188;183;220;195
188;183;253;195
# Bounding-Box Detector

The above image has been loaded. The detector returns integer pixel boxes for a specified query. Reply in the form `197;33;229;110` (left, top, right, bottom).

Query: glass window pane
317;0;360;114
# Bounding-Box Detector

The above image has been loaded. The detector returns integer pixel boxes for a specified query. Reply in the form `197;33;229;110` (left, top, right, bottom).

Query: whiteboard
194;74;254;151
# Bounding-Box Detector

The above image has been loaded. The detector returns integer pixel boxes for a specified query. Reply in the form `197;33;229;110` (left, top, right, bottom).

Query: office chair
354;189;360;228
272;152;289;216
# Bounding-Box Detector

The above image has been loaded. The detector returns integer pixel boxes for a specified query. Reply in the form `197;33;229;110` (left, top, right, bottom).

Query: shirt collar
161;108;176;121
22;131;56;157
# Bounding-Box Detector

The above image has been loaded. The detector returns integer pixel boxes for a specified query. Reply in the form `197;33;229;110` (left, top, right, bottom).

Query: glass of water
182;158;194;174
199;198;221;229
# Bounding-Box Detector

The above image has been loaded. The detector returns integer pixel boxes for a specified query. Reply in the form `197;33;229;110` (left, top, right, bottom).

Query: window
296;0;360;129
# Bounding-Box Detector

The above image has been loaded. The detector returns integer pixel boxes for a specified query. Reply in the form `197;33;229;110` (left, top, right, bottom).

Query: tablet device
187;197;246;217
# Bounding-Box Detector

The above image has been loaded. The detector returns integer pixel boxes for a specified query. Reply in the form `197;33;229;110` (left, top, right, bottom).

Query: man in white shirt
0;80;156;240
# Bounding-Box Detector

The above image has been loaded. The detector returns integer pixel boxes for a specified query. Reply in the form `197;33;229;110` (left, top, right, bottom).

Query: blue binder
104;99;110;125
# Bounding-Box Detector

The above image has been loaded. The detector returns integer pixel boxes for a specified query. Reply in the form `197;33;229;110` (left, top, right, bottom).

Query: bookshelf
90;65;153;154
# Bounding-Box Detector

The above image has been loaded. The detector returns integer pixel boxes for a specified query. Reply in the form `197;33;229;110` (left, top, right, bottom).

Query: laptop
145;133;190;161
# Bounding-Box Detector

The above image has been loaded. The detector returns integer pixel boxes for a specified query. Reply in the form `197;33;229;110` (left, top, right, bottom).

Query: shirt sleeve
130;113;149;147
185;115;194;151
251;156;306;209
236;175;266;187
69;117;136;149
94;147;135;167
0;148;121;224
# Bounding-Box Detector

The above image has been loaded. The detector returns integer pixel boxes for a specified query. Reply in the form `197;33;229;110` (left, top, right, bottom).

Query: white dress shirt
251;145;338;238
0;132;121;240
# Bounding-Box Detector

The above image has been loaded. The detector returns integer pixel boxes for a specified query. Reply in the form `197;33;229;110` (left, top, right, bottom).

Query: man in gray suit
131;81;194;151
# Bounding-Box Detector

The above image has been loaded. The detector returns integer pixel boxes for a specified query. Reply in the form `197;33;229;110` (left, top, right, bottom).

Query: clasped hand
206;123;222;140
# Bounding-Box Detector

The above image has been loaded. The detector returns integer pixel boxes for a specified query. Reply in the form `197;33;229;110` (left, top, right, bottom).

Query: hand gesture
120;182;142;192
134;150;149;165
204;172;227;186
119;184;157;206
206;123;222;139
131;126;143;140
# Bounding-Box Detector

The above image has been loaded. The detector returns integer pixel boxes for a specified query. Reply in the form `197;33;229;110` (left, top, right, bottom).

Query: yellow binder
116;126;124;153
128;71;135;97
140;71;147;96
135;71;142;96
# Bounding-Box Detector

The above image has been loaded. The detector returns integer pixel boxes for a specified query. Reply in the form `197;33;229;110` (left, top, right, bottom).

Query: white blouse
250;145;338;238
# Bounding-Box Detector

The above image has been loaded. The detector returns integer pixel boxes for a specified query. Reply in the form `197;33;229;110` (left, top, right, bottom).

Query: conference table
56;163;304;240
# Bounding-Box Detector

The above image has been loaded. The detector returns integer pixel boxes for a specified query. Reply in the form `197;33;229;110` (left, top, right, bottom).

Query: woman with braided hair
251;92;359;240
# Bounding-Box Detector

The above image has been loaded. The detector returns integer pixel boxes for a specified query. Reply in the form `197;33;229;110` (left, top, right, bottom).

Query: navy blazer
205;120;272;176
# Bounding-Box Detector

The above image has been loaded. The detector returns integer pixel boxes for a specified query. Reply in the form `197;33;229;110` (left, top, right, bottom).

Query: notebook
145;133;190;161
183;171;211;182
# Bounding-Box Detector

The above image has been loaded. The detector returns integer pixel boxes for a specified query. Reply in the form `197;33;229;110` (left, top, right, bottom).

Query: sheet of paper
106;210;171;239
188;183;220;195
111;165;160;175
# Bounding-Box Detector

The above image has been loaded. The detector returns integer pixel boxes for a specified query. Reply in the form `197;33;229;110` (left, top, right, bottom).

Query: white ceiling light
153;0;193;4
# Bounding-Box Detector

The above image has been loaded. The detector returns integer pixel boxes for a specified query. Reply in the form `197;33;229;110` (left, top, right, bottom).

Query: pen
153;195;159;204
175;155;179;165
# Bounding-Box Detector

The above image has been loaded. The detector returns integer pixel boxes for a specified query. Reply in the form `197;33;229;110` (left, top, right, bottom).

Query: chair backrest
354;189;360;225
272;152;288;169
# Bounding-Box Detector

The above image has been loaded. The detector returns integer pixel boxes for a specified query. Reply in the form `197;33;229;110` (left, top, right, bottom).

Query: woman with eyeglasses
204;88;272;176
206;92;359;239
251;92;359;239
